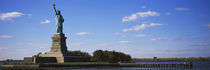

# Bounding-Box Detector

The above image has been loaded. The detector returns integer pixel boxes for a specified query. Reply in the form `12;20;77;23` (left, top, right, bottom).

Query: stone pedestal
38;33;69;63
24;33;91;63
50;33;68;56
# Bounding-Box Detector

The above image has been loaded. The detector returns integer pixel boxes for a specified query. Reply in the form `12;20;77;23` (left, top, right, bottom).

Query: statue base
24;33;90;63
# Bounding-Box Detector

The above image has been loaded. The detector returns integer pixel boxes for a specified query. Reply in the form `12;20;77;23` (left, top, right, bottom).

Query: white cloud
75;32;90;36
119;41;133;44
135;34;147;37
0;12;24;21
141;6;146;9
151;37;173;41
0;35;12;38
0;48;8;50
122;22;163;32
40;20;51;24
174;8;190;11
122;11;160;22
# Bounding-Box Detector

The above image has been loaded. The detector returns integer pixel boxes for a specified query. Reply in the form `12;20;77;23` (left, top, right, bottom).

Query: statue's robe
55;14;64;34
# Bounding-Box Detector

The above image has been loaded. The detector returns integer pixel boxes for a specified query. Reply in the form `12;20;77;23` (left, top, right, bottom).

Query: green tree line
68;50;91;57
68;50;132;63
92;50;131;63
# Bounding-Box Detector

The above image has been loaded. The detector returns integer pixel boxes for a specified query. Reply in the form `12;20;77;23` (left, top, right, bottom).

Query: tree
68;50;91;57
92;50;104;62
92;50;131;63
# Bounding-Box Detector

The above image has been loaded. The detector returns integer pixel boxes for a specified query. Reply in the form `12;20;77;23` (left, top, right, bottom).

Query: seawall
1;62;192;70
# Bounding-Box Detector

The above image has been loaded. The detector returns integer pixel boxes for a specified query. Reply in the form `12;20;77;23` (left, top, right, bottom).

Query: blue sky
0;0;210;60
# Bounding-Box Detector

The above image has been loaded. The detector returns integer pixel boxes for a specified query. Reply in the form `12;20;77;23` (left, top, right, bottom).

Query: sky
0;0;210;60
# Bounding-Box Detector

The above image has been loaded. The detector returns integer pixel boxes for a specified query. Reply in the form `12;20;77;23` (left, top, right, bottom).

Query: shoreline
1;62;192;70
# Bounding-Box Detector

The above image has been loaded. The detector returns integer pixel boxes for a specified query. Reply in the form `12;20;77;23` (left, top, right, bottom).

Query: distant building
153;57;157;61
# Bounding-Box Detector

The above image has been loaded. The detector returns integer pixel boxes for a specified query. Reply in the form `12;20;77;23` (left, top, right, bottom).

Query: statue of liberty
53;3;64;34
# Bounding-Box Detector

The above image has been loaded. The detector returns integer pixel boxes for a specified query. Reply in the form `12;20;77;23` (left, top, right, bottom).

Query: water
0;62;2;70
136;61;185;64
40;67;192;70
1;61;210;70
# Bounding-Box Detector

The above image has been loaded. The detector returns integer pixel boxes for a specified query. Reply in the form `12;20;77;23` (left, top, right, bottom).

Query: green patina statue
53;3;64;34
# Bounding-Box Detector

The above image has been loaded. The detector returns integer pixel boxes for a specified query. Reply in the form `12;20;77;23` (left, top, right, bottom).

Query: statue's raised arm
53;3;57;14
53;3;64;34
